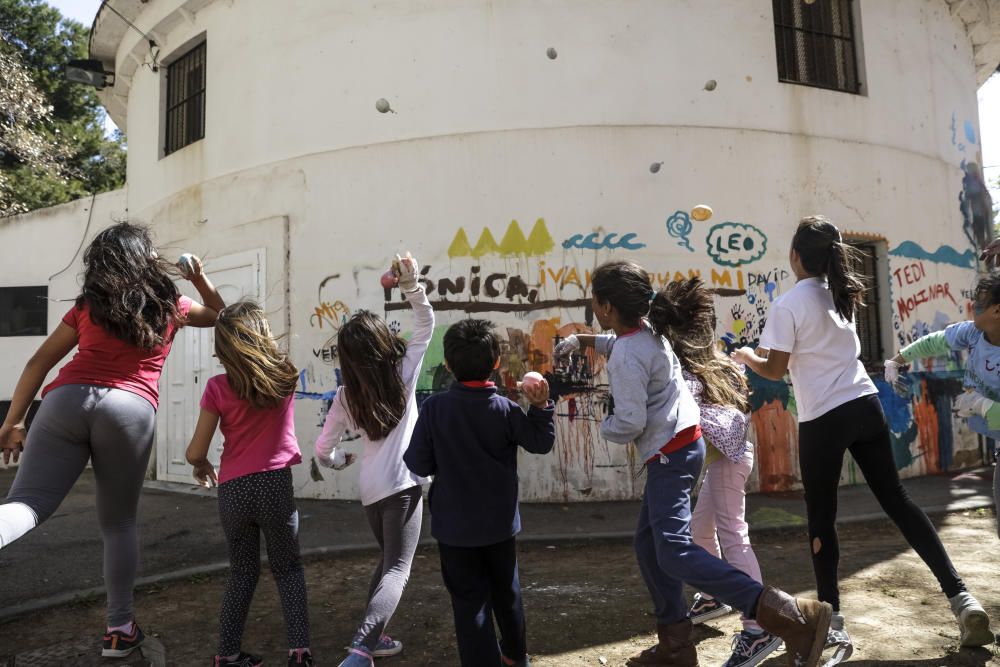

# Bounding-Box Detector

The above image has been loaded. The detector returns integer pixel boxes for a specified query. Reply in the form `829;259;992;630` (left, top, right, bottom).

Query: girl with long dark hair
314;253;433;667
733;216;992;657
0;222;224;658
554;260;832;667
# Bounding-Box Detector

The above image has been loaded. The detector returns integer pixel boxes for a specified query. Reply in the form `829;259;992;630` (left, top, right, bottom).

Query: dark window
164;41;206;155
849;242;882;369
773;0;861;94
0;401;42;430
0;286;47;337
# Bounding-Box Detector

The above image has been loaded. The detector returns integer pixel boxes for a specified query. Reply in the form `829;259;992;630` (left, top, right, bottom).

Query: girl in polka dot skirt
186;301;312;667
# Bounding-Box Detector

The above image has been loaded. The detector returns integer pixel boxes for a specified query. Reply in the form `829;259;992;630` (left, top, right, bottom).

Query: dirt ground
4;511;1000;666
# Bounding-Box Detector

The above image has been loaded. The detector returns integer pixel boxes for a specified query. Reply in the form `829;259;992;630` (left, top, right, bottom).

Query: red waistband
645;424;702;463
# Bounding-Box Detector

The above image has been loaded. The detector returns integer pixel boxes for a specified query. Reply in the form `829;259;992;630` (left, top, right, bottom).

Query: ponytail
792;216;866;323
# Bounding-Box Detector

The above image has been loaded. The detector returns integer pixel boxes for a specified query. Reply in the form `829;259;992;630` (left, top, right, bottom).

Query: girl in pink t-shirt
0;222;224;660
185;300;311;667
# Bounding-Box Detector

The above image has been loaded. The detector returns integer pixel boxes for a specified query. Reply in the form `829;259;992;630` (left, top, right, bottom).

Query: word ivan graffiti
897;283;957;321
706;222;768;267
310;300;351;329
562;232;645;251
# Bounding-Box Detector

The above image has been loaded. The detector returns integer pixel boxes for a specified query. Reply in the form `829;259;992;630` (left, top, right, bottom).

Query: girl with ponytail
733;216;992;658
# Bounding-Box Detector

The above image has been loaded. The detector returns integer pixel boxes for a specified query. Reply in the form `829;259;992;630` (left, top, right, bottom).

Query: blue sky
49;0;1000;202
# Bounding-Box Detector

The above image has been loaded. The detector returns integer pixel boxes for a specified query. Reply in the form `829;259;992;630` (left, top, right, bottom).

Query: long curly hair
337;311;408;441
214;301;299;409
649;277;750;413
78;222;181;350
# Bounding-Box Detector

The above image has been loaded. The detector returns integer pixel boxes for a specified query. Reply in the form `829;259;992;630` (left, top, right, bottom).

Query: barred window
164;41;206;155
0;286;47;337
849;242;883;369
773;0;861;94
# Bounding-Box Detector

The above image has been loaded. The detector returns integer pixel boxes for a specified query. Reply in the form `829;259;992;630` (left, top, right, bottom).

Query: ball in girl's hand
177;253;196;278
522;371;545;388
380;269;398;289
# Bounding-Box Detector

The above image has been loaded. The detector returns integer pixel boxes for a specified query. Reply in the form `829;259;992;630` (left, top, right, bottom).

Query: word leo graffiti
706;222;767;267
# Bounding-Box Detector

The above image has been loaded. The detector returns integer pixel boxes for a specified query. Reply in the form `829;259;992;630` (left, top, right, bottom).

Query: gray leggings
356;484;423;651
1;384;155;626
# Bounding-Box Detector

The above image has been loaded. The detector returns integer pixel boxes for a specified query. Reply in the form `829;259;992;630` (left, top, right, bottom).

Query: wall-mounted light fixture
65;59;114;89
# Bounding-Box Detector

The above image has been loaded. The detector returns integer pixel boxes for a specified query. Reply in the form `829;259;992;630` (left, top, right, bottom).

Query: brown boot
625;619;699;666
754;587;832;667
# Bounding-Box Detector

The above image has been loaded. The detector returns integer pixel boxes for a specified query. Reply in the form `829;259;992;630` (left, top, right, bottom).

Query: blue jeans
635;439;764;624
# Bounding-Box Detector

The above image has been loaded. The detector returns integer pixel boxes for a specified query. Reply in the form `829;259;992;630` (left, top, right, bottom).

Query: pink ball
380;269;397;289
522;371;544;388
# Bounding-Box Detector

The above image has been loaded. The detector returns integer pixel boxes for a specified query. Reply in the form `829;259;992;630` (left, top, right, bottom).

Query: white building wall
0;0;989;500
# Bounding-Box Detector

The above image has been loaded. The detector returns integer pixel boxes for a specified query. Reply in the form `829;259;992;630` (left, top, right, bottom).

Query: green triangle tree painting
471;228;501;258
498;220;529;255
526;218;555;256
448;228;473;258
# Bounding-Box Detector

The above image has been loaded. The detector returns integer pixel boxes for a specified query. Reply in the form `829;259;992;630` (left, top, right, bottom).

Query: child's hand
523;378;551;408
192;461;218;488
0;423;26;466
954;391;992;418
883;357;906;384
553;335;579;358
177;253;204;280
332;452;356;470
396;253;420;293
730;347;755;365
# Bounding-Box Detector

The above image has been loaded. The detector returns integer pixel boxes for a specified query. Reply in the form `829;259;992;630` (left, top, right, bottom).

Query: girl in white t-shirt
733;216;992;657
314;254;433;667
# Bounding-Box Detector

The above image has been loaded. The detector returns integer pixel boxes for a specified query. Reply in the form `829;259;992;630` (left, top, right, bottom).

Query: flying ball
375;98;392;113
691;205;713;222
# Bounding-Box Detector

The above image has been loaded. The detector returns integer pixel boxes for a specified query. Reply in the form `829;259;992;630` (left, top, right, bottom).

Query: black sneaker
214;653;264;666
687;592;733;624
288;649;315;666
102;623;145;658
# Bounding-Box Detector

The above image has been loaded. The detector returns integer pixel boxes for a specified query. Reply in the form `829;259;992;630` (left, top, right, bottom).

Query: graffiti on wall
296;202;982;500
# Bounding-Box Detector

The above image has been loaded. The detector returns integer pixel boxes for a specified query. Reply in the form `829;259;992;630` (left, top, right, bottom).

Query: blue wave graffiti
562;232;646;250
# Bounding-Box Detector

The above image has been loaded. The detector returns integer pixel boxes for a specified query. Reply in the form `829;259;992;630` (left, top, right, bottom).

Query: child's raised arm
177;254;226;327
886;321;974;382
185;409;220;487
396;254;435;387
509;381;555;454
553;333;615;359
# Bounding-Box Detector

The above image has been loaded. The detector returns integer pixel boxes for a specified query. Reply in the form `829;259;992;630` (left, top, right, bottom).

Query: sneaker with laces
373;634;403;657
688;592;734;624
288;649;316;666
338;645;374;667
213;653;263;667
824;623;853;665
102;623;145;658
721;631;782;667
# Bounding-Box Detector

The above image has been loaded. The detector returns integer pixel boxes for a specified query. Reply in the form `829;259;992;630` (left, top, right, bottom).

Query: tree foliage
0;0;125;217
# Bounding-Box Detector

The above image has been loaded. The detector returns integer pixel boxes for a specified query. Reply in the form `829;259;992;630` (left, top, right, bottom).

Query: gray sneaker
824;625;853;665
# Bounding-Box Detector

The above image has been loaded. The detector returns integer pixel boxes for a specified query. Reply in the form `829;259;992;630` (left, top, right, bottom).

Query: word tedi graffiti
562;232;645;251
706;222;767;267
892;260;957;321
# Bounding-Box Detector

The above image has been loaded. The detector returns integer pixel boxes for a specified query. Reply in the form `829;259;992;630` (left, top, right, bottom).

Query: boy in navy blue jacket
404;319;554;667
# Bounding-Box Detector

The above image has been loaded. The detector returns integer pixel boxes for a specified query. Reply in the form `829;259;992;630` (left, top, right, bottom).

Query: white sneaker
950;592;994;647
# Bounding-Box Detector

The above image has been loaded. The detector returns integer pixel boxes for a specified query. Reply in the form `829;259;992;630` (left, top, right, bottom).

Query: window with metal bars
848;242;883;369
164;41;206;155
773;0;861;94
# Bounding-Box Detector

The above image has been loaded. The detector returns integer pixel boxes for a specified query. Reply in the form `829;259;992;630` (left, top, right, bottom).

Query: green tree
0;0;125;217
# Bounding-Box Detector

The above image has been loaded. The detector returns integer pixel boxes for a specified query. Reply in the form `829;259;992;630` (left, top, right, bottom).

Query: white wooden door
157;249;265;483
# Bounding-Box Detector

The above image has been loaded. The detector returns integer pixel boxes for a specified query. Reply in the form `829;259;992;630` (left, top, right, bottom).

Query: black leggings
798;394;964;611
